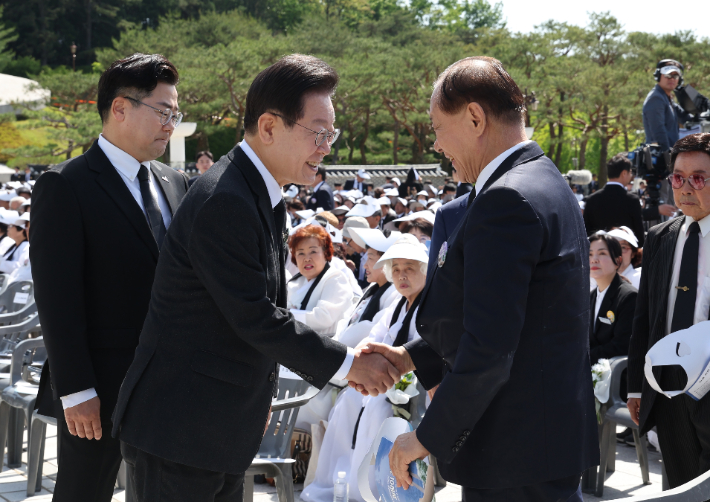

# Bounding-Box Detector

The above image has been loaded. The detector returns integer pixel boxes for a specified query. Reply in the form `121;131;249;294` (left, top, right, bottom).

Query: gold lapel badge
606;311;615;324
676;286;690;292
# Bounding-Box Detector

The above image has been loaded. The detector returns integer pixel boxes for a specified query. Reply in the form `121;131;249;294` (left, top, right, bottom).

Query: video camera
628;144;670;207
675;84;710;133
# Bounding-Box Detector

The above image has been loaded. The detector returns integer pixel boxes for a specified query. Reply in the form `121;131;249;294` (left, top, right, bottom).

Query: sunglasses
667;173;710;190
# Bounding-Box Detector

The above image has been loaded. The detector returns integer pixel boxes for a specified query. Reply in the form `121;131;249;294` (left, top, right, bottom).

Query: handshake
344;343;416;396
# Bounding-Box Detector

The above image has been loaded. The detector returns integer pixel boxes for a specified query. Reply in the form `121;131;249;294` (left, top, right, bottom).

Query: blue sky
500;0;709;38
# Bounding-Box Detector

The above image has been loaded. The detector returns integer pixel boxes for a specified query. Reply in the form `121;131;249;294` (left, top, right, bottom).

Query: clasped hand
346;342;415;396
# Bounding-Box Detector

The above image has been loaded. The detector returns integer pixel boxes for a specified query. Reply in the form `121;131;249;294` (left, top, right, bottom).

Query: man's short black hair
671;133;710;168
607;153;633;179
243;54;338;136
442;183;456;194
97;53;179;124
317;166;327;180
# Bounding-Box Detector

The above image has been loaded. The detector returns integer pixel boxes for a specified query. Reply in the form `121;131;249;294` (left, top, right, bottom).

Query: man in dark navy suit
361;56;598;501
427;192;469;279
306;166;334;211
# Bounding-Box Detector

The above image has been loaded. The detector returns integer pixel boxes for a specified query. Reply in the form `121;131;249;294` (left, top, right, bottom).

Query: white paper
645;321;710;400
12;292;28;304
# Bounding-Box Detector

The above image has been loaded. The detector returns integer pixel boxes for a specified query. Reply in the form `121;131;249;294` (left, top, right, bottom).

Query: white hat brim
374;242;430;269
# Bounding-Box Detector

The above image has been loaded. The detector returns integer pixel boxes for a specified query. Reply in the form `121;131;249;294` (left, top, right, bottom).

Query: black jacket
30;141;189;422
306;181;334;211
112;144;347;475
583;183;645;247
628;216;697;434
427;192;470;279
455;182;473;199
405;142;598;489
589;273;638;364
343;179;368;195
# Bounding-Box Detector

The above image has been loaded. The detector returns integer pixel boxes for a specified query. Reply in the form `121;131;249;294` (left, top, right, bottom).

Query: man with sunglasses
30;53;189;502
628;133;710;490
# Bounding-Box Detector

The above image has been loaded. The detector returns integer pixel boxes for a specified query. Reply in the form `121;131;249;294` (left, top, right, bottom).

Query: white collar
98;134;150;181
683;214;710;238
606;181;626;189
314;181;324;192
239;140;283;209
474;140;531;193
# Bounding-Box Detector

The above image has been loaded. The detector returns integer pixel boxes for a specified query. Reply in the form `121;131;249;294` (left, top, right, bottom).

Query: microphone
564;170;593;185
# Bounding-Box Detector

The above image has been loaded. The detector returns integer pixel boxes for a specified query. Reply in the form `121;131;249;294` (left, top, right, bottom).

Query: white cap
20;199;30;208
342;216;370;239
282;185;299;199
0;191;16;202
426;198;437;205
0;210;20;226
393;211;436;225
660;65;682;76
416;190;428;198
357;169;371;180
344;189;363;200
428;202;442;213
346;200;380;218
5;182;21;189
607;226;639;248
349;228;402;253
17;212;30;224
384;188;400;197
397;198;408;207
331;206;349;216
295;209;315;220
392;177;401;186
374;234;430;269
375;197;391;206
408;199;426;209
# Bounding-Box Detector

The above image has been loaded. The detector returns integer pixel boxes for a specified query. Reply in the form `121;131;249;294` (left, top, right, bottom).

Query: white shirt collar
474;140;531;193
683;213;710;238
606;181;626;189
314;181;324;192
98;134;149;180
239;140;283;209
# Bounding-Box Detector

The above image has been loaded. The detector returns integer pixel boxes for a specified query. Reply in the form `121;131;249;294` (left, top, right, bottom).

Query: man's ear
467;102;487;138
257;113;278;145
112;97;128;123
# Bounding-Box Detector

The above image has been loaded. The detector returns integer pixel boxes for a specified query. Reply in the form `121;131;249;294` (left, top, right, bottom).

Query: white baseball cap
394;211;436;225
0;210;20;226
342;216;370;239
0;191;16;202
375;197;392;206
660;65;682;76
357;169;371;180
374;234;429;269
346;200;380;218
384;188;400;197
349;228;402;253
607;226;639;248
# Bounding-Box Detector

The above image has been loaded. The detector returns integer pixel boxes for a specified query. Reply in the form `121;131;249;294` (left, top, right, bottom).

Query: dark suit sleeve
590;286;637;363
628;231;656;394
30;171;97;399
187;193;346;389
427;207;446;278
404;338;445;390
316;188;334;211
415;186;543;463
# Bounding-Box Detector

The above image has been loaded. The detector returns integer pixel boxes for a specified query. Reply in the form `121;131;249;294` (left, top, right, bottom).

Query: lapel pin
437;241;448;268
676;286;690;292
606;311;615;324
161;176;169;183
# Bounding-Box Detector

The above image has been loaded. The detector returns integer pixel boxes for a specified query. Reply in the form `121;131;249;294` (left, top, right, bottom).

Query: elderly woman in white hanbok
285;224;354;430
301;235;429;502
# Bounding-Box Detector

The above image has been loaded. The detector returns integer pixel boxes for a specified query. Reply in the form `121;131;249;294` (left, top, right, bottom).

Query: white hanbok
287;263;354;430
301;298;421;502
334;282;401;348
0;241;28;274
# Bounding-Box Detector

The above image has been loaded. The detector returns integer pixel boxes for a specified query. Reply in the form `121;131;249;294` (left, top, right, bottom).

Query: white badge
437;241;448;268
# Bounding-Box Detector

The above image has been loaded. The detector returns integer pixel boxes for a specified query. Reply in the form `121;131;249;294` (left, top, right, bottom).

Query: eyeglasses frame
270;112;340;147
667;173;710;191
123;96;183;127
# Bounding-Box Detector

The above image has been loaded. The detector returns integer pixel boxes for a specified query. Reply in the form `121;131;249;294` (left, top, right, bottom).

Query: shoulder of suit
617;278;639;298
43;151;89;179
648;215;683;239
151;161;185;181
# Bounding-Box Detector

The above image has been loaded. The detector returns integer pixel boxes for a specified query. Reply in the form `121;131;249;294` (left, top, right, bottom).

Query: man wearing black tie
113;55;398;501
628;133;710;489
30;54;188;502
343;168;371;194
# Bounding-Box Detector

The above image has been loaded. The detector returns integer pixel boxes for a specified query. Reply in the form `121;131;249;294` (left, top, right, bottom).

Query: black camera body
675;85;710;133
628;144;670;207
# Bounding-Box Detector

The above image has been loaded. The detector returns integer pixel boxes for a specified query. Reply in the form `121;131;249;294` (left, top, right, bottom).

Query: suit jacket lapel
653;217;685;339
479;143;545;196
87;142;159;261
229;146;277;241
594;275;619;335
149;162;181;216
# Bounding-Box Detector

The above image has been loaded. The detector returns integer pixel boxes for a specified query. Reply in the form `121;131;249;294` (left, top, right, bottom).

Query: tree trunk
624;127;629;152
197;132;209;152
599;135;609;187
554;122;564;166
548;122;556;159
578;137;588;170
392;121;399;165
359;108;370;165
85;0;92;50
234;114;243;145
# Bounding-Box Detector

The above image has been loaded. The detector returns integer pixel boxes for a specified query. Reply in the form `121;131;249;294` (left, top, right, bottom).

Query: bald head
432;56;526;127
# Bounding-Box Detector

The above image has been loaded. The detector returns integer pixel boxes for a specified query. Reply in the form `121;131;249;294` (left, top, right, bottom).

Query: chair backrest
257;378;314;459
0;281;33;315
8;337;44;386
0;274;9;295
0;300;37;328
0;313;41;354
607;356;628;408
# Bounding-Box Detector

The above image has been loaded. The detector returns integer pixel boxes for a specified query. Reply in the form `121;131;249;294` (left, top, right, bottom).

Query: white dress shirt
241;140;355;381
473;140;532;192
593;285;609;330
628;214;710;400
61;135;174;409
605;181;626;190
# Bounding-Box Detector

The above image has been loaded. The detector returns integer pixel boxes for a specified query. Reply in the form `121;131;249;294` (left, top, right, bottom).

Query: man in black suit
427;192;469;279
344;168;370;194
583;154;645;247
306;165;334;211
452;165;473;198
361;57;598;500
112;55;398;502
30;54;188;502
628;133;710;489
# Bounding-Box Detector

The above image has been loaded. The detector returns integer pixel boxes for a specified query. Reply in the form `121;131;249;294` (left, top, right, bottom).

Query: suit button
459;436;465;441
307;376;313;382
463;430;470;436
269;372;275;382
452;446;459;453
456;441;463;447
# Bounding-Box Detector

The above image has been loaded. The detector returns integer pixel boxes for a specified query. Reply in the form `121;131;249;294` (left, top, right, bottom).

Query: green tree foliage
0;6;17;72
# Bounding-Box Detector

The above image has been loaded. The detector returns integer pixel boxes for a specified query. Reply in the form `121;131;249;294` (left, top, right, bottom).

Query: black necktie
671;221;700;333
137;165;167;250
273;199;287;254
467;186;477;208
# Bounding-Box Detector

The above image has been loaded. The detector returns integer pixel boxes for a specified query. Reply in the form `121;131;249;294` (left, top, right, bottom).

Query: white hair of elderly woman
379;234;429;282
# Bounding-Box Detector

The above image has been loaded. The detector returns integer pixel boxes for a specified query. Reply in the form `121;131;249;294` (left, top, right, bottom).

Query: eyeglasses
123;97;183;127
663;74;681;80
271;113;340;147
667;173;710;190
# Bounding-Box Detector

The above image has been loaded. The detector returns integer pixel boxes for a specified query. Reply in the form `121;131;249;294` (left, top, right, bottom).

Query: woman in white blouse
302;234;429;502
0;217;29;274
607;226;642;289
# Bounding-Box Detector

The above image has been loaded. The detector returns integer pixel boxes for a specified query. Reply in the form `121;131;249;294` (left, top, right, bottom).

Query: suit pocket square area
598;317;612;325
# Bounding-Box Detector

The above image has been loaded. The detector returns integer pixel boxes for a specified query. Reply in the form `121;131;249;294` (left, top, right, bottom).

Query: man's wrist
61;388;98;409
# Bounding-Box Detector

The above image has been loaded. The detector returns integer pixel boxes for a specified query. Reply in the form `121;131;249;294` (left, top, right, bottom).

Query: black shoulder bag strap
298;262;331;310
359;283;393;323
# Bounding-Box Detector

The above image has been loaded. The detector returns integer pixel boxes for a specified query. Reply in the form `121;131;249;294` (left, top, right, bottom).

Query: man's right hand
360;342;415;375
64;396;102;440
627;397;641;426
345;351;400;396
658;204;677;217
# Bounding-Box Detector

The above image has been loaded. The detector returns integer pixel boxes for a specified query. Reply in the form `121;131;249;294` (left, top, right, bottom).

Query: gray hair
382;259;428;283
